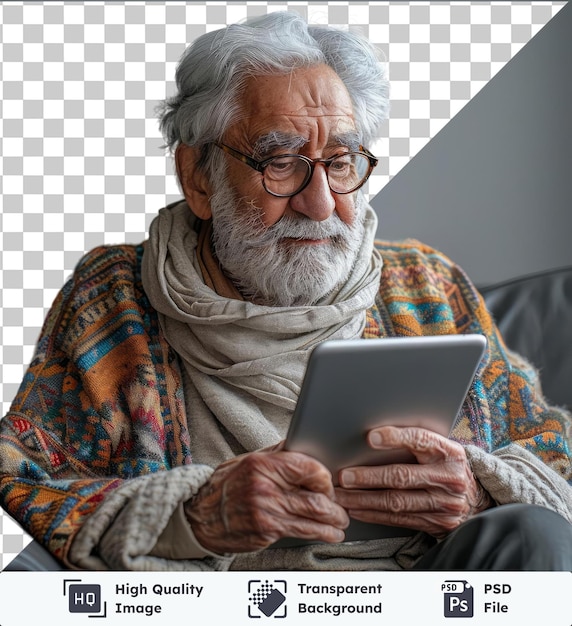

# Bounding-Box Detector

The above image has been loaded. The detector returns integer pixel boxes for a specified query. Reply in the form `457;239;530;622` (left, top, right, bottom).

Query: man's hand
183;449;350;554
335;426;493;538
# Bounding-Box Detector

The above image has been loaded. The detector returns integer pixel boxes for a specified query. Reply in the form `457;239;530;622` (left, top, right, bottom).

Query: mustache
270;214;349;239
237;207;356;248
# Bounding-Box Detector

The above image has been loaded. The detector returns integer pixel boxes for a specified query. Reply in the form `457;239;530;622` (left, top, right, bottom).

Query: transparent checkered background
0;1;565;568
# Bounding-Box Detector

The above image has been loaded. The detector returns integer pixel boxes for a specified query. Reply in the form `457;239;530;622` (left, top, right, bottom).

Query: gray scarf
141;200;382;467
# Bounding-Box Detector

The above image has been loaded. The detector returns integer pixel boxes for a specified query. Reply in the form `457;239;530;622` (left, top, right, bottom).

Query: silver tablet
280;333;487;544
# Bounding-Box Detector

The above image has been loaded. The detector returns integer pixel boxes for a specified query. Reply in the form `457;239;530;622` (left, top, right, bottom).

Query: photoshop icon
248;580;287;618
443;580;474;618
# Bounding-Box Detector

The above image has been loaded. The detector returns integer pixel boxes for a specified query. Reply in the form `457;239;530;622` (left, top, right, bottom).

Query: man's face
219;64;360;228
203;65;368;306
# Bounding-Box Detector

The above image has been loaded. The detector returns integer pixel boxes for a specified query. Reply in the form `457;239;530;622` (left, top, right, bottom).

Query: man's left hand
334;426;492;538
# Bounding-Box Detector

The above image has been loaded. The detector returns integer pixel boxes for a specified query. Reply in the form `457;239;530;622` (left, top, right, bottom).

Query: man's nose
288;164;336;221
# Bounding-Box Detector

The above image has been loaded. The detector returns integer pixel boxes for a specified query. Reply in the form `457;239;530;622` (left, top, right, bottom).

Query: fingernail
369;431;383;447
340;470;355;486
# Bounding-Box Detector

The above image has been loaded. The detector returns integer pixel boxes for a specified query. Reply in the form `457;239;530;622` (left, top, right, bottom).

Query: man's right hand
183;449;350;554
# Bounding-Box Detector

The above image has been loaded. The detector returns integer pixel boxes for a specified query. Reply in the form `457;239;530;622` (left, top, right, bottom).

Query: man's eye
329;156;353;175
271;161;294;170
266;159;298;179
330;160;350;170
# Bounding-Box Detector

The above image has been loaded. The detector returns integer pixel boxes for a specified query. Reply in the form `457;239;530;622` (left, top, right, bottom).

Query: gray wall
372;2;572;287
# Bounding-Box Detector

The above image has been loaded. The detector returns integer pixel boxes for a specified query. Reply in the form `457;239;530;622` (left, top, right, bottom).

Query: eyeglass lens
263;153;371;196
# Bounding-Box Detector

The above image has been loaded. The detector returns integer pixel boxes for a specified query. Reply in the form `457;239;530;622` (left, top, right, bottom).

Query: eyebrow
330;131;362;152
252;132;308;159
252;130;363;159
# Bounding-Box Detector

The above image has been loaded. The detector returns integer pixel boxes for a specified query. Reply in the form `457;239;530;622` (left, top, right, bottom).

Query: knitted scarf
141;200;382;466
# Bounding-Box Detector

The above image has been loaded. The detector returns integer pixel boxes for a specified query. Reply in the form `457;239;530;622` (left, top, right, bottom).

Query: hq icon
442;580;474;618
63;579;107;618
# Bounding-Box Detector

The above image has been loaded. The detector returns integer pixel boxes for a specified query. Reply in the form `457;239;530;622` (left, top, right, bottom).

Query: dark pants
414;503;572;570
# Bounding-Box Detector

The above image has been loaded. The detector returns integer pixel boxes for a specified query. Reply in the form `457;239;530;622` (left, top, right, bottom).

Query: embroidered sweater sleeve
375;240;572;520
0;245;233;570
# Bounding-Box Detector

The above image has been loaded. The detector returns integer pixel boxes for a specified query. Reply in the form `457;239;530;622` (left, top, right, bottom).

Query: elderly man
1;12;572;572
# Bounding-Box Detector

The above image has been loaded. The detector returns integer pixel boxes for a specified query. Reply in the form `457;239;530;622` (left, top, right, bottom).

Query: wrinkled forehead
229;65;357;150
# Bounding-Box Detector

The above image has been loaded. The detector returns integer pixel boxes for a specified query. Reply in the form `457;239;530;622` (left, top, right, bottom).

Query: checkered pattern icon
249;580;287;617
0;1;566;569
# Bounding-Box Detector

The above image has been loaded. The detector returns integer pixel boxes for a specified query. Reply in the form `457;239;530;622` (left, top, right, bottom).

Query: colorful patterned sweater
1;240;571;570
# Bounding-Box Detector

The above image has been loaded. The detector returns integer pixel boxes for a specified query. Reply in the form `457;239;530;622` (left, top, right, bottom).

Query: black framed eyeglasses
213;142;378;198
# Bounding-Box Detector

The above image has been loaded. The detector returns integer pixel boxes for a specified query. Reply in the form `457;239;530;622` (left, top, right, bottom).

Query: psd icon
248;580;287;618
443;580;473;618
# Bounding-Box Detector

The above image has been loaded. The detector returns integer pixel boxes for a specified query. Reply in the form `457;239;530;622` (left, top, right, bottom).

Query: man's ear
175;143;213;219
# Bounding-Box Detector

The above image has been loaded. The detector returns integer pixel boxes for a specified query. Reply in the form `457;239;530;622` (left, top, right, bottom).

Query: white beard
208;174;366;307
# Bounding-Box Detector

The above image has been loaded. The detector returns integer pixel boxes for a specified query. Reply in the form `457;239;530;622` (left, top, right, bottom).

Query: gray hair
157;12;389;174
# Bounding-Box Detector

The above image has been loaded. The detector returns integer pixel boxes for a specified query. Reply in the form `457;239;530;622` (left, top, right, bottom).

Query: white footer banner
0;571;570;625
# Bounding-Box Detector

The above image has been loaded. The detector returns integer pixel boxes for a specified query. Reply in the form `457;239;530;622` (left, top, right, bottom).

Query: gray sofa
481;266;572;411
